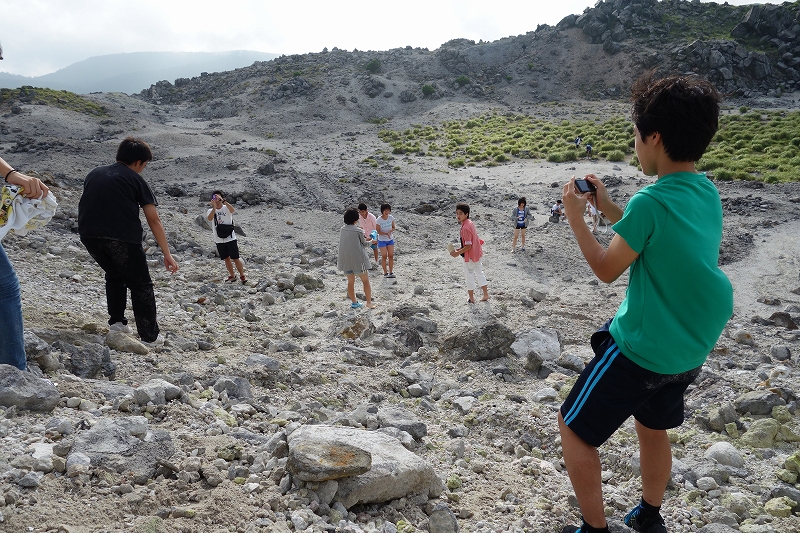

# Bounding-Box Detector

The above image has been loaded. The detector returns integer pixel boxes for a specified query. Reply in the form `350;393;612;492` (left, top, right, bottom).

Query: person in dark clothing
78;137;178;343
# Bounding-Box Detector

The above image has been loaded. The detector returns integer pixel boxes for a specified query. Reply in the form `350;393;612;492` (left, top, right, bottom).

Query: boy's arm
563;179;637;283
143;204;179;273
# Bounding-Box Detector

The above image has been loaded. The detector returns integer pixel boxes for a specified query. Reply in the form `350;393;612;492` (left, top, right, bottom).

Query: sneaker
387;273;396;278
625;504;667;533
520;246;525;251
142;334;165;348
351;302;364;309
561;527;582;533
109;322;132;334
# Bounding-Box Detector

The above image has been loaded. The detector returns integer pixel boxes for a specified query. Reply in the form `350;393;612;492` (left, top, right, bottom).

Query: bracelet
4;169;17;182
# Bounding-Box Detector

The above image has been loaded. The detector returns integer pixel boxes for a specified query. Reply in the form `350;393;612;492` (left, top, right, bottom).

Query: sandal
225;275;236;282
240;274;247;284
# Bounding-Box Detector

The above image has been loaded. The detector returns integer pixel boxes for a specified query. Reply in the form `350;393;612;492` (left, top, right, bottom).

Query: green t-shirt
610;172;733;374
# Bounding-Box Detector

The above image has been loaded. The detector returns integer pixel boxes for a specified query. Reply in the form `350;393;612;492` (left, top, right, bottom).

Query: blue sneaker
351;302;364;309
624;504;667;533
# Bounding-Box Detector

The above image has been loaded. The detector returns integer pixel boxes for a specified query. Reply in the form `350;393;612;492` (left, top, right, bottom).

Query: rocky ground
1;73;800;533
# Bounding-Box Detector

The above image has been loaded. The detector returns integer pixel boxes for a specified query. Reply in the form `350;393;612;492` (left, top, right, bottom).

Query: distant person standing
78;137;178;344
574;136;582;149
450;203;489;304
357;203;379;264
376;203;396;278
206;190;246;283
338;208;375;309
511;197;532;253
0;156;50;370
585;201;599;234
585;143;593;158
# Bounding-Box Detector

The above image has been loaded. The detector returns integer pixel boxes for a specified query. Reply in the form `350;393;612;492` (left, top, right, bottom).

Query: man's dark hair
518;197;526;207
212;190;225;199
456;203;470;217
116;137;153;165
357;203;368;211
380;203;391;213
631;73;720;162
344;208;359;225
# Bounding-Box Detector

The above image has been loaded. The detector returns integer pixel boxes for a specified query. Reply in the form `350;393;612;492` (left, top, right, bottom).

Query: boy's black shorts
216;240;240;260
560;320;701;447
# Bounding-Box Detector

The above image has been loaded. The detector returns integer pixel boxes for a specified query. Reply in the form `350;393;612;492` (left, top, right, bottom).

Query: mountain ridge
0;50;278;94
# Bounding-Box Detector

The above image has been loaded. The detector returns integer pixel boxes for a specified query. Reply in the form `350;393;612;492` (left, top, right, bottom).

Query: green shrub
547;152;564;163
739;106;749;114
365;59;381;74
422;84;436;97
455;75;471;86
449;157;466;167
714;168;734;180
607;150;625;162
495;154;508;162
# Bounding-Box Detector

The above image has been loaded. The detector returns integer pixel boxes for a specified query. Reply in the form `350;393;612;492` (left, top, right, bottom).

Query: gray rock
377;407;427;439
705;441;744;468
452;396;477;413
533;387;559;403
315;479;339;505
733;329;756;345
213;376;253;399
428;504;460;533
512;328;561;373
557;352;585;372
769;485;800;511
408;315;438;333
134;379;182;406
288;425;443;509
245;353;281;370
106;331;149;355
294;272;324;290
24;331;61;372
53;341;116;380
0;365;60;412
699;402;739;432
69;418;175;482
734;390;784;415
771;345;791;361
90;380;136;401
441;320;515;361
17;471;44;488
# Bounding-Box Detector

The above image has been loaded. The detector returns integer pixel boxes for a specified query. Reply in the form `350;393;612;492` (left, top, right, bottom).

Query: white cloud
0;0;759;77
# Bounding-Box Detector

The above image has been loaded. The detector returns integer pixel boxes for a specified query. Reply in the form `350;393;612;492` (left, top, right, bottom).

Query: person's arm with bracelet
0;157;49;198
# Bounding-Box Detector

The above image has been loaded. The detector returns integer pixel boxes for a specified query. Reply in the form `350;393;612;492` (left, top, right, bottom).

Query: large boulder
287;425;443;509
69;417;174;483
512;328;561;373
0;364;60;412
441;320;514;361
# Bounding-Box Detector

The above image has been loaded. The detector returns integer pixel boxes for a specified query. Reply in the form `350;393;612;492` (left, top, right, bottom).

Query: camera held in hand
575;179;596;194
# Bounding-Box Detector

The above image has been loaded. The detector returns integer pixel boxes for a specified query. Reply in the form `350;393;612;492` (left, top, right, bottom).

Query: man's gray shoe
109;322;132;334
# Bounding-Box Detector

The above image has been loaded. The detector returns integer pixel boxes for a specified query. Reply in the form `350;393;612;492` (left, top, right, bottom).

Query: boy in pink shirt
357;203;379;262
450;203;489;304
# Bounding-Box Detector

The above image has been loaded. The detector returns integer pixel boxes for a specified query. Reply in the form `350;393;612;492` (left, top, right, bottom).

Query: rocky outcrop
566;0;800;96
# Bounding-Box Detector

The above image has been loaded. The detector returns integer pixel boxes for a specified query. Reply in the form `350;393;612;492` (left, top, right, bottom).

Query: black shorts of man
78;137;178;343
206;191;246;283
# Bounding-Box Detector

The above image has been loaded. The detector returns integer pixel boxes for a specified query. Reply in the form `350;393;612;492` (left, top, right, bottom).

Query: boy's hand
582;174;610;212
562;177;587;223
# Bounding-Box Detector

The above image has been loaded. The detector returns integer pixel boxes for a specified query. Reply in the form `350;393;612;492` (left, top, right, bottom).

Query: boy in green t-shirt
558;74;733;533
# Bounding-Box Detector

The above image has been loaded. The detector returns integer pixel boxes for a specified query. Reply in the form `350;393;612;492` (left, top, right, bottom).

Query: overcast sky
2;0;759;77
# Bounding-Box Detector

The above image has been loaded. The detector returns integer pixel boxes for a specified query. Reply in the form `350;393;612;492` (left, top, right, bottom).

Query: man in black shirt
78;137;178;343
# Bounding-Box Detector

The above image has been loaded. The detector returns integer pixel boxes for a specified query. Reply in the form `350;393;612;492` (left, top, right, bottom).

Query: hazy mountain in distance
0;50;278;94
